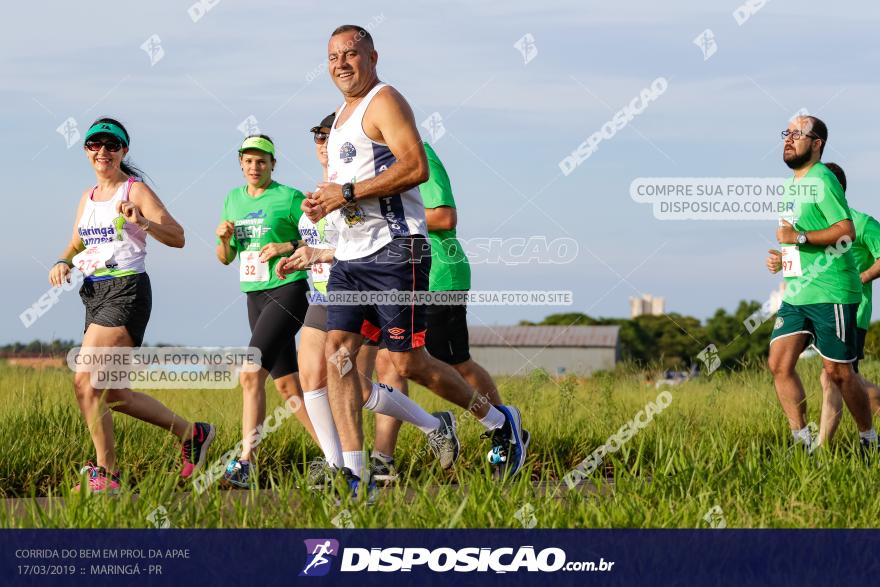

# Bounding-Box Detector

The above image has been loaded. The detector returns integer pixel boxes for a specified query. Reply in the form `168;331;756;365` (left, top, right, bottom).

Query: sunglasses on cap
85;139;124;152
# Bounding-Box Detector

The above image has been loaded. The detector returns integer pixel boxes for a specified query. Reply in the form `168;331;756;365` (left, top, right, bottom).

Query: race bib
72;244;114;277
310;262;331;284
781;245;802;277
240;251;269;282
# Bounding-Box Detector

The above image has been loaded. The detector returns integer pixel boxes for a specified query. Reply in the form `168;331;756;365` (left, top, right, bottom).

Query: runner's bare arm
777;219;854;246
125;183;185;248
311;87;428;214
357;87;428;197
49;190;89;286
861;257;880;284
216;221;236;265
425;206;457;231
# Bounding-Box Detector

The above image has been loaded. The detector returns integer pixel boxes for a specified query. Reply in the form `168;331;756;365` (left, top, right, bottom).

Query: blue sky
2;0;878;346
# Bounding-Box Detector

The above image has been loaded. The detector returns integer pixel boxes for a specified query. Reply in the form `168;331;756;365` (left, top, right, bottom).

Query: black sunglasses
85;139;124;152
312;131;329;144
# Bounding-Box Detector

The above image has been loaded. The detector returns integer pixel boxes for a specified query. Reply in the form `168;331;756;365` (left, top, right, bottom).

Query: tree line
520;301;880;370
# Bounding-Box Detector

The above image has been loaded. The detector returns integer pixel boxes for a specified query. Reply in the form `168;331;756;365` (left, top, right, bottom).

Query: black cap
310;113;336;133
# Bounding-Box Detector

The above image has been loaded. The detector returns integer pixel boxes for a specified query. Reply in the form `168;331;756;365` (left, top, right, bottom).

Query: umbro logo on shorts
388;327;406;340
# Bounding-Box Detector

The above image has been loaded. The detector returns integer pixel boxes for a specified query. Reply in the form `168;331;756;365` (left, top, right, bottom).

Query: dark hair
241;134;276;161
825;162;846;192
331;24;374;50
803;115;828;157
89;117;149;182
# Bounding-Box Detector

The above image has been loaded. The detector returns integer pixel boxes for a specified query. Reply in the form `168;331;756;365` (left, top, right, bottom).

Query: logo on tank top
339;142;357;164
341;203;366;227
113;215;126;241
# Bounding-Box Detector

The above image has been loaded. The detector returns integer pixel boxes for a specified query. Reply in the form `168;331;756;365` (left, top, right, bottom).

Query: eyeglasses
85;139;124;152
312;131;329;144
781;129;819;141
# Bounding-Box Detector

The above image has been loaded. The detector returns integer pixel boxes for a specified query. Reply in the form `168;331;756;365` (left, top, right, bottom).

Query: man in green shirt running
765;115;877;451
810;163;880;445
371;142;528;479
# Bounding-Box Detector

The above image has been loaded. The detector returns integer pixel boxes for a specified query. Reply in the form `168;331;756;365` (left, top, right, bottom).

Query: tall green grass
2;358;879;528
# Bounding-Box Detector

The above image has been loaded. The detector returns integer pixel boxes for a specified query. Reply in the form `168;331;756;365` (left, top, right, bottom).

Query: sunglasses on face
85;139;124;152
780;129;819;141
313;131;329;144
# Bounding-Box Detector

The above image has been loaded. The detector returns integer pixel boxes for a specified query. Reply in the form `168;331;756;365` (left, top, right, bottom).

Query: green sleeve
289;187;306;240
816;168;851;226
420;143;455;209
862;215;880;261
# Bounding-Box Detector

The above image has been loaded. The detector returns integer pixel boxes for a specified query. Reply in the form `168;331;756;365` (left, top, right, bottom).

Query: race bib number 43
310;262;330;284
240;251;269;282
781;245;802;277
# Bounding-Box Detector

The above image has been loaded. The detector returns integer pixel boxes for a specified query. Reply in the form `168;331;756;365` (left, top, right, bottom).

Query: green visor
239;136;275;156
84;122;129;146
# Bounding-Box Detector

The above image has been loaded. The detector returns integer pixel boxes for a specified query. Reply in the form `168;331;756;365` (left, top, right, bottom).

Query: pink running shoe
73;463;121;494
180;422;216;479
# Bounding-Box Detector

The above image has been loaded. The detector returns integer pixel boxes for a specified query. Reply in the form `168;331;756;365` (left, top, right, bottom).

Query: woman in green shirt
214;134;316;488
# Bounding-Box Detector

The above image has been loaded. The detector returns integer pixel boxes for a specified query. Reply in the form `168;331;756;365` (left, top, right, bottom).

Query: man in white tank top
303;25;528;489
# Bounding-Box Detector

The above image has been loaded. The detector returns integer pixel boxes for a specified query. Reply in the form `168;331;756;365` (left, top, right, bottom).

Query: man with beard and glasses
765;115;877;452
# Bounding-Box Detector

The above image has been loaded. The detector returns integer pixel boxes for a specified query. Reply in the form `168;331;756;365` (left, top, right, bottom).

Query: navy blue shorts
327;235;431;352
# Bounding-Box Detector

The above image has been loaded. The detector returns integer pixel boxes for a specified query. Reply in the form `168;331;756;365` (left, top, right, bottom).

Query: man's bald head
330;24;374;51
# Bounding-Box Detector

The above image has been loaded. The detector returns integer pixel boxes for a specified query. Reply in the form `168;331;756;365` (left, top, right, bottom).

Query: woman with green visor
215;134;317;488
48;117;216;493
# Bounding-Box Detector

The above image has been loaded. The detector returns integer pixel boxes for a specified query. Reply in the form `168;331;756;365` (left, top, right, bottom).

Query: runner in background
277;114;459;489
371;142;529;481
49;117;215;492
304;26;528;490
215;134;316;488
812;163;880;445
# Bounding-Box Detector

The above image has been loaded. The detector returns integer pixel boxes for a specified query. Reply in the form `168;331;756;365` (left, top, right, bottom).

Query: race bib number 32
781;245;803;277
240;251;269;282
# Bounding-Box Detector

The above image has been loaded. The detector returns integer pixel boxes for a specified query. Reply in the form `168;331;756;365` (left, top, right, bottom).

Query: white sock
371;450;394;463
343;450;367;481
363;382;441;434
303;387;343;469
792;425;813;448
860;428;878;443
479;406;506;431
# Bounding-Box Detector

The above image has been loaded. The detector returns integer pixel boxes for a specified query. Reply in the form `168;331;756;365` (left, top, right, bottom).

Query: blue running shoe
222;459;252;489
341;467;378;504
485;405;528;479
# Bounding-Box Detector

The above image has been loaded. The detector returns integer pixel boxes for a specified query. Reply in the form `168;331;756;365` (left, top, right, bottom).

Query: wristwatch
342;182;356;204
796;232;808;245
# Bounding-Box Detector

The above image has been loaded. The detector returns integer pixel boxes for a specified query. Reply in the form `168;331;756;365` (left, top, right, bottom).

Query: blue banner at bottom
2;529;879;585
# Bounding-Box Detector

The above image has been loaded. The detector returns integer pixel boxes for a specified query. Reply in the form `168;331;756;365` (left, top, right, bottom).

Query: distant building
468;325;620;376
768;282;785;315
630;294;665;318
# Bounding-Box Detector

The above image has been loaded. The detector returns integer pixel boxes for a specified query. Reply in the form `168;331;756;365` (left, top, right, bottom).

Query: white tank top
326;82;427;260
298;214;336;295
77;177;147;279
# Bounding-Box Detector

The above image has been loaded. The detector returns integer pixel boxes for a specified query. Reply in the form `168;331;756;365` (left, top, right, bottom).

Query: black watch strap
343;182;355;204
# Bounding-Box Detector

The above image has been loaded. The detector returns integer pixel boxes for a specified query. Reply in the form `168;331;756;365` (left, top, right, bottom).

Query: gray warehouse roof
468;325;620;348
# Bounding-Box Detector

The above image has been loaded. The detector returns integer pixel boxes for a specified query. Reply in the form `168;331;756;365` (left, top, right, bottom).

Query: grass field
2;358;880;529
